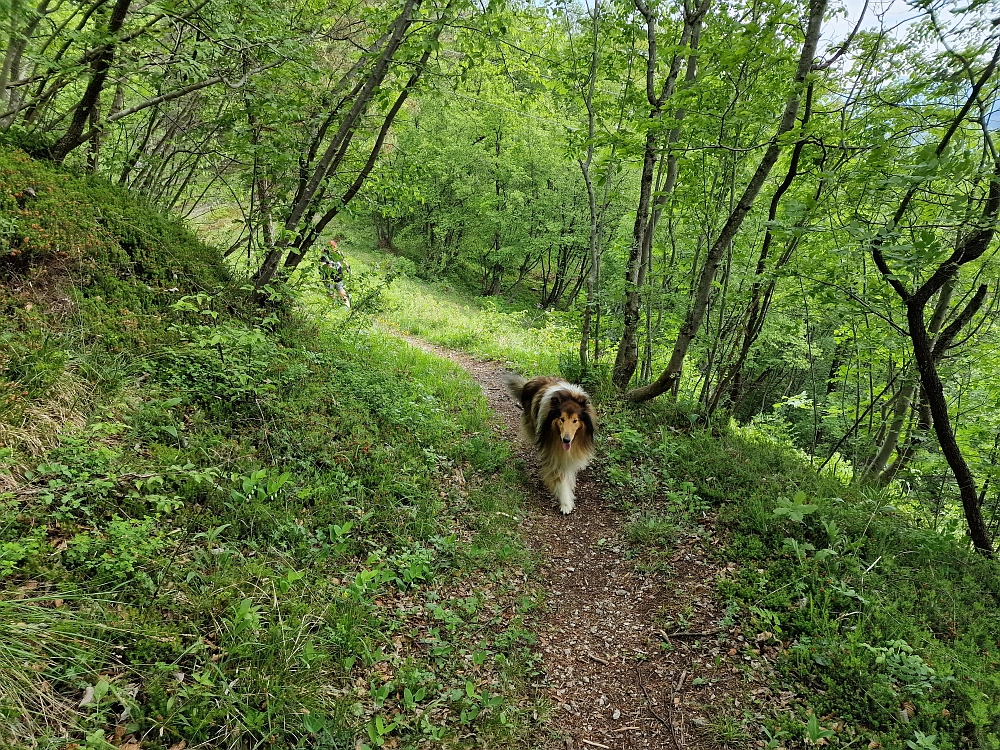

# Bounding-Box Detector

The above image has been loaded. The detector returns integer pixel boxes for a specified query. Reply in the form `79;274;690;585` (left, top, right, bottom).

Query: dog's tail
502;372;527;401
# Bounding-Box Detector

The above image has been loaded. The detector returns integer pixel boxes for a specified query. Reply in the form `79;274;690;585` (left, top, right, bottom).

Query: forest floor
401;336;768;750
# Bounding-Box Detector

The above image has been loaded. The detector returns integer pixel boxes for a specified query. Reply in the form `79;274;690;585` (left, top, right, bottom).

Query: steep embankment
1;148;544;749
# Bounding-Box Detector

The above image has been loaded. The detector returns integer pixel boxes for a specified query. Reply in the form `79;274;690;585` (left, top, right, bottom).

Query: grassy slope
1;149;544;749
353;235;1000;750
337;247;578;377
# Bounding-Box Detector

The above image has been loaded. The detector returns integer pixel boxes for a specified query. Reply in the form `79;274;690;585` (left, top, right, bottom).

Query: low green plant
64;516;168;591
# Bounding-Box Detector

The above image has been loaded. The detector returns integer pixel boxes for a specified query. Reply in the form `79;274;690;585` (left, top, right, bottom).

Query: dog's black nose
563;437;571;443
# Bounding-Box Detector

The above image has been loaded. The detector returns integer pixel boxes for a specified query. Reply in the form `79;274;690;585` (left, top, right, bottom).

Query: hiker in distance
319;239;351;308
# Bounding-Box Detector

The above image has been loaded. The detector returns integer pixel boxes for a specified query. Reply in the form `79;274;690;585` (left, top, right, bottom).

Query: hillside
4;147;1000;750
1;148;539;748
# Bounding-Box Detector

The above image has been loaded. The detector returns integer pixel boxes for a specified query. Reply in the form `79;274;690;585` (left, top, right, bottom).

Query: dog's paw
559;499;575;514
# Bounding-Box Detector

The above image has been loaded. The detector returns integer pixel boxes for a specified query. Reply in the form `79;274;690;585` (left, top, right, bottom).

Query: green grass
10;149;1000;750
0;148;545;749
325;245;580;377
600;401;1000;749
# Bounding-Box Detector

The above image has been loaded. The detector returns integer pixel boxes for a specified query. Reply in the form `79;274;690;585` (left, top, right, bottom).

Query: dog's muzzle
562;437;572;451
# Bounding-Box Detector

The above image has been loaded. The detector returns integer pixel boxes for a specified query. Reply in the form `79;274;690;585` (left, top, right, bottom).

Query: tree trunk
1;0;51;126
625;0;828;402
254;0;447;291
879;387;929;484
612;0;708;389
49;0;132;162
579;0;600;369
707;87;821;415
254;0;423;286
908;287;993;555
866;276;956;478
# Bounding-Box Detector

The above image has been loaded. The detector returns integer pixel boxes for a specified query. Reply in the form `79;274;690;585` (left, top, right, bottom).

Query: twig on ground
588;652;609;665
675;670;687;691
636;665;677;748
580;740;611;749
665;684;684;749
663;630;720;638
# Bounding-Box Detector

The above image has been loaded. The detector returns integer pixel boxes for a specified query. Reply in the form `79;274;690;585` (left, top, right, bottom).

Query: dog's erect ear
549;392;562;408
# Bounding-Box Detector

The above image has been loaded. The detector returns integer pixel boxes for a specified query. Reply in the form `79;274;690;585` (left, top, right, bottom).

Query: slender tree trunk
1;0;51;125
707;88;821;414
880;387;929;484
612;0;708;388
49;0;132;162
0;0;26;114
85;89;102;171
908;287;992;555
625;0;828;402
579;0;601;370
254;0;441;289
866;276;955;478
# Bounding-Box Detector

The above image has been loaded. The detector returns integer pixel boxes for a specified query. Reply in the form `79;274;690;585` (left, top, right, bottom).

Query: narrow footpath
405;337;772;750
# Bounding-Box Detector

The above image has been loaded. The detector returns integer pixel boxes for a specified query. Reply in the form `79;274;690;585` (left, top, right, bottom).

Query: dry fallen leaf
79;686;95;707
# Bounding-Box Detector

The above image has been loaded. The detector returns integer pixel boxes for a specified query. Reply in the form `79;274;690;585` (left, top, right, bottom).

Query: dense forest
4;0;1000;746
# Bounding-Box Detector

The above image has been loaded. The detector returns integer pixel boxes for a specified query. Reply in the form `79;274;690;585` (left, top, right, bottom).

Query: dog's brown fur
504;374;597;514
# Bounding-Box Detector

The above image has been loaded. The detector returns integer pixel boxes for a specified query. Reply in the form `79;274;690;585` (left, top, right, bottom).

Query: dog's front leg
554;474;575;514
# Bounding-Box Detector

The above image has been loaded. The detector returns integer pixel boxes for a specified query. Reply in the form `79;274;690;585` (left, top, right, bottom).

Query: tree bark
706;84;819;415
908;286;992;555
1;0;52;125
612;0;708;389
48;0;132;163
579;0;601;370
253;0;430;288
866;276;955;479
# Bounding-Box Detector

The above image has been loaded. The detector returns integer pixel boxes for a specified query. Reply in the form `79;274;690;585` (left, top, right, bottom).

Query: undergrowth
335;247;577;377
1;148;543;749
10;146;1000;750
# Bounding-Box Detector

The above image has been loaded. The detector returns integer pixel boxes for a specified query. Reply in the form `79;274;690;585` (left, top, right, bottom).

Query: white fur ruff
537;440;592;515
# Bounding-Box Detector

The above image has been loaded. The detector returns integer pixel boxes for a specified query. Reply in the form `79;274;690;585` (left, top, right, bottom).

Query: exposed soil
403;337;773;749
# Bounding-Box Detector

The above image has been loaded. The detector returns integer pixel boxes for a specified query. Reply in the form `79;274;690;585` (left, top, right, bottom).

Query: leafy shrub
64;516;168;592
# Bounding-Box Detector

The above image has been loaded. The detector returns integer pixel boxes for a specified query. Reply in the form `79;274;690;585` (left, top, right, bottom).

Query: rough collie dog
504;374;597;514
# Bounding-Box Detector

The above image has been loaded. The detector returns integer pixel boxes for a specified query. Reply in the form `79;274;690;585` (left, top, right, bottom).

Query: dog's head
546;390;596;452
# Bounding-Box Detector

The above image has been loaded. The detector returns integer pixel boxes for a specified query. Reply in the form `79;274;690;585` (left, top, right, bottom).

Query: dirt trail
405;338;758;749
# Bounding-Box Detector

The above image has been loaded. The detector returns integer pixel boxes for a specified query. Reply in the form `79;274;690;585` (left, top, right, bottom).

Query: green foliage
350;245;577;374
772;491;819;522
